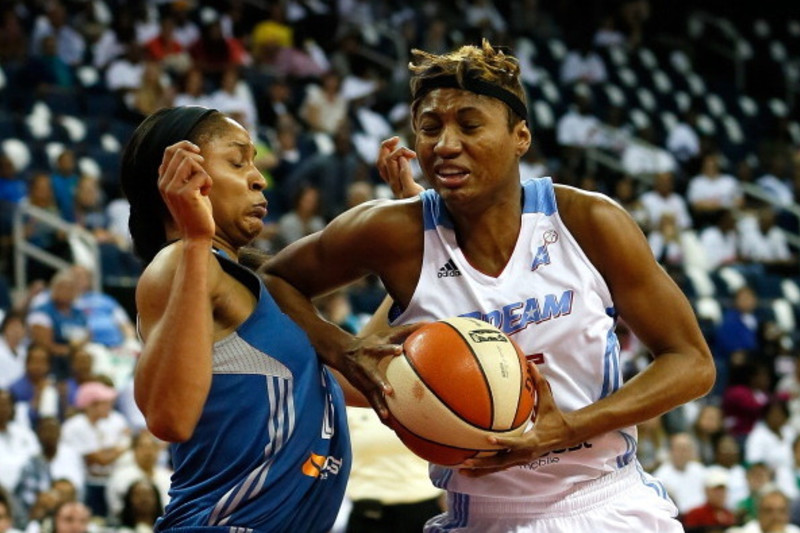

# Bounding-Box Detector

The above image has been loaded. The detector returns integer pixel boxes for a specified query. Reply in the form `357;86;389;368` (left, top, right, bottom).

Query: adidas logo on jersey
438;259;462;278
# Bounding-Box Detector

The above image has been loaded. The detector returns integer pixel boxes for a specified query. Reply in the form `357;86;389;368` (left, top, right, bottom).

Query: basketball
383;316;536;466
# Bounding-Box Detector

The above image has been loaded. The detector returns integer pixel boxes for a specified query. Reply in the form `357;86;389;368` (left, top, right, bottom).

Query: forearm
263;273;354;369
561;350;714;447
135;240;214;442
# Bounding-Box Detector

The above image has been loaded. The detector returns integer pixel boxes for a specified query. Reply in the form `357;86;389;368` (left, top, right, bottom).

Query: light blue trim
521;177;557;215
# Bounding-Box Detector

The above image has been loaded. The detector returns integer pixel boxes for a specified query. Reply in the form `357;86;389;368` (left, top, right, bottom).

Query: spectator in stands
0;5;27;64
106;430;170;521
755;154;794;209
283;122;364;221
594;104;633;156
0;311;27;389
13;416;84;521
48;500;91;533
620;123;678;178
736;488;800;533
168;3;200;49
276;184;326;248
722;362;772;447
105;41;145;103
509;0;560;40
27;270;88;381
699;209;740;271
691;404;725;466
682;467;736;532
654;432;708;514
61;380;130;519
739;205;796;274
592;12;626;48
143;15;190;75
637;414;669;472
21;33;76;94
687;152;743;227
613;176;649;228
24;177;71;284
8;343;61;426
666;106;702;173
116;479;163;533
128;61;174;120
560;34;608;86
745;397;797;499
777;358;800;434
256;76;298;132
0;389;40;498
556;89;601;177
71;265;136;353
25;488;61;532
734;462;775;525
50;149;80;224
250;15;326;80
189;14;248;82
209;66;258;135
0;152;27;252
172;68;211;108
30;1;85;67
640;171;693;231
710;433;749;512
299;70;347;136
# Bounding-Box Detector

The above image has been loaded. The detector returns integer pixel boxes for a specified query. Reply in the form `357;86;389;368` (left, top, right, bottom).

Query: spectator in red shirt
683;467;737;532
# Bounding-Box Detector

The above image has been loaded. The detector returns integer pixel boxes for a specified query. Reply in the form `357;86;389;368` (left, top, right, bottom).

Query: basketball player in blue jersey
119;107;415;533
263;40;716;532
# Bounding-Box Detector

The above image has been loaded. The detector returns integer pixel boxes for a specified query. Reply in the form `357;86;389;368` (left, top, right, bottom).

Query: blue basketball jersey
156;252;350;533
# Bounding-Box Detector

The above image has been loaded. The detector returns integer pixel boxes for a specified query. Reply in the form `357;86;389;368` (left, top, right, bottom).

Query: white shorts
424;462;681;533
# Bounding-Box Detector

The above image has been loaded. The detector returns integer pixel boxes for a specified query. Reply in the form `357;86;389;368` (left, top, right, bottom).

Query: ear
515;121;532;157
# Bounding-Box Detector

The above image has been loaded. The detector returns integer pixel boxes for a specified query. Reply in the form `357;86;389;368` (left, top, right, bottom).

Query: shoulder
324;197;422;251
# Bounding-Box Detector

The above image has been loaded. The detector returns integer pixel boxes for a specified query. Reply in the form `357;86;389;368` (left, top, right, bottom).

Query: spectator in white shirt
60;381;130;519
106;430;170;521
640;171;693;231
0;311;27;390
654;432;708;514
172;68;212;109
299;70;348;136
739;206;795;271
621;124;678;178
560;37;608;86
745;398;798;500
0;390;40;496
30;2;86;67
666;107;701;169
105;42;145;96
687;152;743;225
699;209;740;271
756;155;795;208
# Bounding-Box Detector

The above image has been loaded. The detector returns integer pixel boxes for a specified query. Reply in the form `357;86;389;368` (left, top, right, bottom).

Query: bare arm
465;187;715;472
134;141;221;443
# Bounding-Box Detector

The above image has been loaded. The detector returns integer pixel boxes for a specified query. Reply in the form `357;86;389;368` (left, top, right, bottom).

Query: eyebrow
226;141;257;155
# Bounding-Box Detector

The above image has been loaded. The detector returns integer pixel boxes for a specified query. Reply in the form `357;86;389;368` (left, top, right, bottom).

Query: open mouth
435;167;470;187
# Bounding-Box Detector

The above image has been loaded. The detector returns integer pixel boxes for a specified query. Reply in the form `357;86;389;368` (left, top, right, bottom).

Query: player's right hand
341;323;425;419
377;136;424;199
157;140;214;241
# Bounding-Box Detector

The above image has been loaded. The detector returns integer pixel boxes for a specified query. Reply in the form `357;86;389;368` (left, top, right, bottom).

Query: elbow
692;351;717;400
145;414;196;443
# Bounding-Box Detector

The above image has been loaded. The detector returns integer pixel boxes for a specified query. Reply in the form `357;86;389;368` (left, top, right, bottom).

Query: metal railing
12;200;101;295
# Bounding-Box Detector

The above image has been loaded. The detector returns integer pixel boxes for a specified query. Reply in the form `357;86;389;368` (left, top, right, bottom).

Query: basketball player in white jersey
263;40;715;532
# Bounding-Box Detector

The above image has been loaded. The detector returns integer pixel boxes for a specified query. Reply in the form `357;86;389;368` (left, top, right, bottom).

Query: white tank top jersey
390;177;640;502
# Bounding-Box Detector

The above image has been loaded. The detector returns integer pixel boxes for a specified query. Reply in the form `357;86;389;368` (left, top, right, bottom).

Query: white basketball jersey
390;177;638;501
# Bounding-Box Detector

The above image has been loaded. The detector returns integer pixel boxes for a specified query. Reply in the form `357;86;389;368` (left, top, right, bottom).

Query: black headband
137;106;218;166
412;75;528;121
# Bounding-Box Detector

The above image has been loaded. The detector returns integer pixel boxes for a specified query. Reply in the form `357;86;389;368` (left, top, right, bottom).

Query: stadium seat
695;296;723;325
684;265;716;298
772;298;796;333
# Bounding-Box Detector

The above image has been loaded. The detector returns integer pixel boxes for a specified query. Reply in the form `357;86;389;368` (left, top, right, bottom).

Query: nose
249;167;266;192
433;126;461;158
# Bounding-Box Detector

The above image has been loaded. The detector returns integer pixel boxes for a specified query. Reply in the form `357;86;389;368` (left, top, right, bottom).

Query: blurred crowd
0;0;799;532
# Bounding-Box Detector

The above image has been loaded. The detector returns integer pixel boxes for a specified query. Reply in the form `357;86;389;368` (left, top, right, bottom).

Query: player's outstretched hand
377;136;424;199
341;323;426;419
157;140;214;241
458;363;572;477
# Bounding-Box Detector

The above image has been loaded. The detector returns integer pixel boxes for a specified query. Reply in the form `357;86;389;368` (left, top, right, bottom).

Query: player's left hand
457;363;574;477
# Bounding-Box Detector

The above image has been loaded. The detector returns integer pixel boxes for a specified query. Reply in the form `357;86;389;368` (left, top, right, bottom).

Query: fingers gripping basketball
384;317;536;466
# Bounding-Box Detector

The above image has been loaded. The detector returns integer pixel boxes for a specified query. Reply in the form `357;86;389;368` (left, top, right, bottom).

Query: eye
230;161;244;168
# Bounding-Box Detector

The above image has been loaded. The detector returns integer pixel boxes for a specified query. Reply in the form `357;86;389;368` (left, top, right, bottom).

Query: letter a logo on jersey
531;230;557;272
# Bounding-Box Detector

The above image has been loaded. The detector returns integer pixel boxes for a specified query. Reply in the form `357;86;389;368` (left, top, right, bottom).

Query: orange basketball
384;316;536;466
